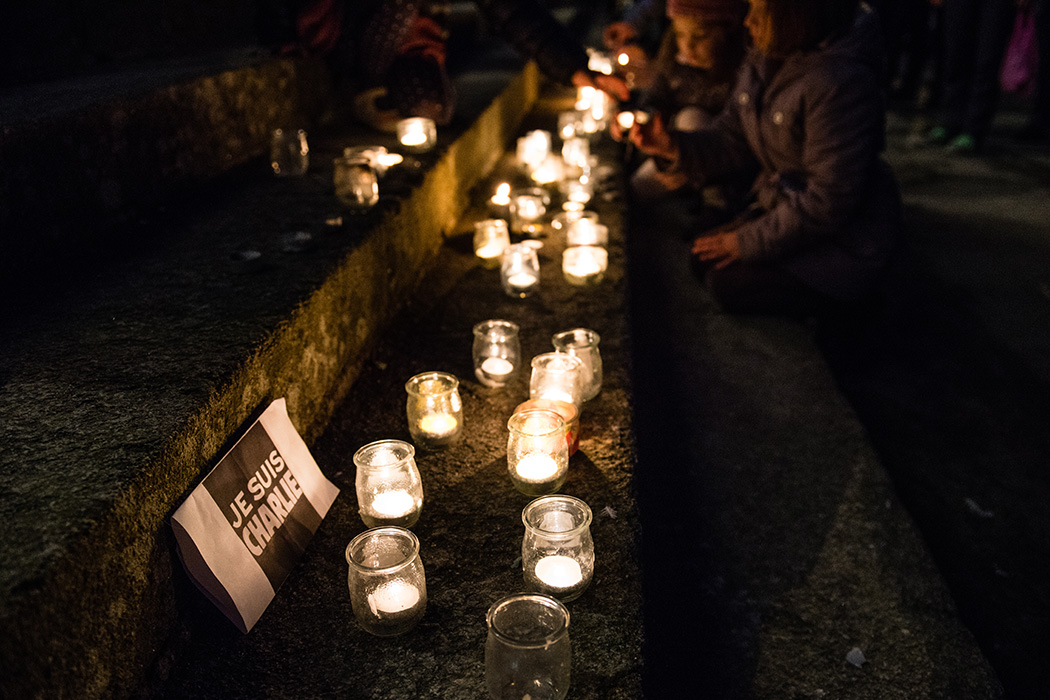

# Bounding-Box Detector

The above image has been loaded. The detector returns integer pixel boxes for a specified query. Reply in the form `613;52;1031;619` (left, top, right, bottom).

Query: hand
691;231;741;269
603;21;638;50
571;70;630;102
628;111;677;161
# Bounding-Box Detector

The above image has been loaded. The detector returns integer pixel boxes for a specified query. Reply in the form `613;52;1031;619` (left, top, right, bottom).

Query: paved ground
818;102;1050;699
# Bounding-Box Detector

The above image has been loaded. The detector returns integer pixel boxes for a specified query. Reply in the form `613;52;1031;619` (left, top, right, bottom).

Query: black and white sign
172;399;339;632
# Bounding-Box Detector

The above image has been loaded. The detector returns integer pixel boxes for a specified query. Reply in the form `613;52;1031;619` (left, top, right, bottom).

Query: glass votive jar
530;156;564;186
346;526;427;636
521;495;594;602
473;219;511;269
405;372;463;449
516;129;553;170
270;128;309;176
566;220;608;248
551;328;602;402
486;593;571;700
473;319;521;388
333;156;380;210
397;117;437;152
343;145;402;176
551;209;598;233
561;137;590;171
510;192;547;236
514;398;580;457
562;246;608;287
501;244;540;299
557;111;582;140
489;182;512;219
561;178;593;206
353;439;423;528
529;352;583;406
507;409;569;496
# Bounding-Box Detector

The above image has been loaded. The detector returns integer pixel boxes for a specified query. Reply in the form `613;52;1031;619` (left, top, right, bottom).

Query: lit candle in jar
506;271;538;294
419;413;458;438
480;356;514;378
514;453;560;482
370;490;417;519
501;244;541;298
368;579;422;615
534;555;584;589
491;182;511;207
562;246;608;286
397;118;436;152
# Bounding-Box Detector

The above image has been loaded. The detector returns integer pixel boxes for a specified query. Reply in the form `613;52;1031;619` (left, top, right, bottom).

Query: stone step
0;51;541;699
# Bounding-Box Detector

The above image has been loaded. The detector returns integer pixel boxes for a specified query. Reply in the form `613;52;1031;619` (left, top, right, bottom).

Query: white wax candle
400;128;427;147
537;389;575;404
370;490;416;519
564;256;603;277
418;413;458;437
491;182;511;206
507;272;538;289
475;242;505;260
514;453;559;482
370;448;400;466
480;357;513;377
368;579;421;615
535;555;583;589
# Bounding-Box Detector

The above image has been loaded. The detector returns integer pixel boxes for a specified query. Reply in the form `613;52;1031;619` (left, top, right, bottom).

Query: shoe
945;133;977;155
926;125;951;145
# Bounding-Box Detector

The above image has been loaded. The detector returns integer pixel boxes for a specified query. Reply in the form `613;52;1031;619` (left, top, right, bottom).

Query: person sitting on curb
628;0;901;318
286;0;629;131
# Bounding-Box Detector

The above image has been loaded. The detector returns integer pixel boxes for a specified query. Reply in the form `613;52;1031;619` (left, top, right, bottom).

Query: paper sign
172;398;339;632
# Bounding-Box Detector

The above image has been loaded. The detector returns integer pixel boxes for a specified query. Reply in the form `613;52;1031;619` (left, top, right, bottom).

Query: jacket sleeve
476;0;589;85
735;61;885;262
674;74;756;184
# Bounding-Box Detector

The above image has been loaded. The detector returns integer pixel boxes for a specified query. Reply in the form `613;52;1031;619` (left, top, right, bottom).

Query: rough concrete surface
0;59;538;700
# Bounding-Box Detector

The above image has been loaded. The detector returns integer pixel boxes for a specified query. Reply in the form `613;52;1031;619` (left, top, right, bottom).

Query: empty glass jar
333;155;379;210
521;495;594;602
551;329;602;402
405;372;463;449
473;320;521;388
346;526;427;636
507;409;569;496
485;593;571;700
353;439;423;528
270;128;309;176
529;352;583;406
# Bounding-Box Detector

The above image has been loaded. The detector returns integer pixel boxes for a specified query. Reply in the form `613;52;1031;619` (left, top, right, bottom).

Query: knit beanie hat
666;0;746;22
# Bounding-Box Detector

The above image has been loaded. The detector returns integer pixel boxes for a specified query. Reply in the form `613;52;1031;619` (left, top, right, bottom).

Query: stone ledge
0;62;540;700
1;51;332;291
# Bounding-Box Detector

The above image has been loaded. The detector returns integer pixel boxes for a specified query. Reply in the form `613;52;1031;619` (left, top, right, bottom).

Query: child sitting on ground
629;0;748;211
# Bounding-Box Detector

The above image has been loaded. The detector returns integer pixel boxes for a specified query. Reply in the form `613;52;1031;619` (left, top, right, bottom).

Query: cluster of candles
345;319;602;638
338;102;625;698
272;117;437;216
472;125;613;295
